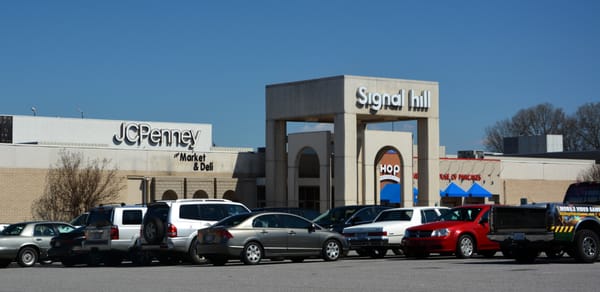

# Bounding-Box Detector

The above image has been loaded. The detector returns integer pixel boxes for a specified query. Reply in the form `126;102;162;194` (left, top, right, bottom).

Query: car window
350;208;375;223
253;214;280;228
34;224;56;237
422;209;440;223
439;207;482;222
281;214;312;229
122;210;143;225
87;208;114;226
375;210;412;222
56;224;75;234
1;223;25;235
216;213;253;227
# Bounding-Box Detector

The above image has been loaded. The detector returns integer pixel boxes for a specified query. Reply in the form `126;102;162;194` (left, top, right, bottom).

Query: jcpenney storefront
0;115;264;222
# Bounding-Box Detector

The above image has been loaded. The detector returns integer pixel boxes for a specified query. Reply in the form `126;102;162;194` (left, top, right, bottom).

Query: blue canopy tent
466;183;492;198
440;182;467;197
380;184;419;204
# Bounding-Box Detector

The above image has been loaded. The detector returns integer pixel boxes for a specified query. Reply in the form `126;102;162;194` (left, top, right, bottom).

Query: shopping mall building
0;75;596;223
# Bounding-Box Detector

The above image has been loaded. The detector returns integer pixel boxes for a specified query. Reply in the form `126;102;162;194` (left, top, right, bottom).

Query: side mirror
479;217;489;224
308;224;317;233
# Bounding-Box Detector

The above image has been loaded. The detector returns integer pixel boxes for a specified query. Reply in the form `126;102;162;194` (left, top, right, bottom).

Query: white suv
82;204;147;266
139;199;250;265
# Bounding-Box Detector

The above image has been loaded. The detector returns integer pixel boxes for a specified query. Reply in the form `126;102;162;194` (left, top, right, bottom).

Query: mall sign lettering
356;86;431;113
174;152;214;172
114;122;201;150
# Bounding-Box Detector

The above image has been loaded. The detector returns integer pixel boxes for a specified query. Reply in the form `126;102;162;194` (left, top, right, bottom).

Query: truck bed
489;205;548;233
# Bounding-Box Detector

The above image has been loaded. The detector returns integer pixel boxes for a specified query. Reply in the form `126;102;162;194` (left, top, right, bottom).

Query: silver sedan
0;221;75;268
197;212;349;266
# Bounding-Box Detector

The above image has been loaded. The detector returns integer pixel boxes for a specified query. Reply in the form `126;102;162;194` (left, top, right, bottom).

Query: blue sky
1;1;598;154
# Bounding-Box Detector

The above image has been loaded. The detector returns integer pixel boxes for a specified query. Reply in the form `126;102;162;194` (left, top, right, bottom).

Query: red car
401;204;501;259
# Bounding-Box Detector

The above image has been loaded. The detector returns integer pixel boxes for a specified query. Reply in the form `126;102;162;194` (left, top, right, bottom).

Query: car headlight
431;228;449;237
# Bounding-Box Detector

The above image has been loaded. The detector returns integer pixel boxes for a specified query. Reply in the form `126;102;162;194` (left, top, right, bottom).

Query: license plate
513;232;525;240
204;233;215;243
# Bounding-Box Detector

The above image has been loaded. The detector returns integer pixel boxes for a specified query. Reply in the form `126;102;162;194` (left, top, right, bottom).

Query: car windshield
314;206;361;225
213;213;253;227
374;210;413;222
1;223;26;235
439;207;482;222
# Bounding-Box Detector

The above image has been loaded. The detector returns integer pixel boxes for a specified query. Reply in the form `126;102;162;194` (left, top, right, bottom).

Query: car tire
143;216;165;244
188;238;207;265
17;246;38;267
242;241;263;265
322;239;341;261
456;234;475;259
573;229;599;263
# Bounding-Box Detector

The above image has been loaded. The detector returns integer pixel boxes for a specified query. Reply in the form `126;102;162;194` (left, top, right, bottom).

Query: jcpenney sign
114;122;201;150
356;86;431;113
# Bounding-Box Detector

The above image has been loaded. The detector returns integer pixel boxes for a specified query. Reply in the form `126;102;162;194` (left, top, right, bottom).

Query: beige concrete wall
503;179;574;205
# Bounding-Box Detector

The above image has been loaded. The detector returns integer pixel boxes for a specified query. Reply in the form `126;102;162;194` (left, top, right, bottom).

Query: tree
483;103;567;152
577;164;600;182
572;102;600;151
32;150;124;221
483;102;600;153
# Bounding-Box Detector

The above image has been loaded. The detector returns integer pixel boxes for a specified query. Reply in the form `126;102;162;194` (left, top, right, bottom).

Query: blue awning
380;183;401;203
467;183;492;198
381;184;418;204
440;182;467;197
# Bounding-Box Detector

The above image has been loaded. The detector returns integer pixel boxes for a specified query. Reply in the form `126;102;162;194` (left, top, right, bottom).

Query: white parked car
342;206;449;258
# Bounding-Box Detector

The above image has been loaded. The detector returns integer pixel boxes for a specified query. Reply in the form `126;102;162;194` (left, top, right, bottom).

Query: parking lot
1;253;599;292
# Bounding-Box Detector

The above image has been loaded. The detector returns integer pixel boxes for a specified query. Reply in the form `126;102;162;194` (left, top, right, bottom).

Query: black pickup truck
487;182;600;264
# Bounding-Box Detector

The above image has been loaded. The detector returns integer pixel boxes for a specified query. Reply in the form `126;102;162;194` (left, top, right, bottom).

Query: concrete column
417;117;440;206
334;113;357;207
319;163;330;212
287;161;298;207
266;119;287;206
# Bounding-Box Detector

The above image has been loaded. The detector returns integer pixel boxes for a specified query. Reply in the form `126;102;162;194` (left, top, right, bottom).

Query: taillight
167;223;177;237
218;229;233;239
111;226;119;240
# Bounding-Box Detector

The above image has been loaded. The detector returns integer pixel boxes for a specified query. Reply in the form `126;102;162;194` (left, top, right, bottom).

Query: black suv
313;205;392;233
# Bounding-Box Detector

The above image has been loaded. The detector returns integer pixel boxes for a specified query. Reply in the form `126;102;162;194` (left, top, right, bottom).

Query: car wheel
188;238;207;265
242;241;263;265
456;234;475;259
573;229;599;263
369;248;387;259
17;246;38;267
143;216;165;244
207;256;228;266
322;239;341;261
0;259;11;268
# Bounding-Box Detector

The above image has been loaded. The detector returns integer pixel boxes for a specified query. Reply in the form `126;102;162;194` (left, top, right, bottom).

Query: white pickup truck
342;206;449;258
